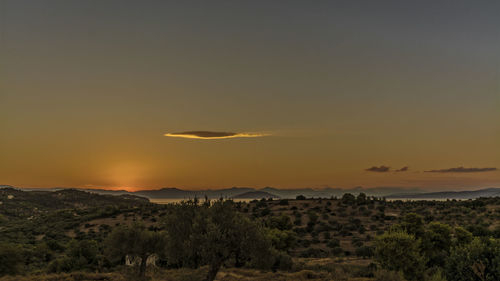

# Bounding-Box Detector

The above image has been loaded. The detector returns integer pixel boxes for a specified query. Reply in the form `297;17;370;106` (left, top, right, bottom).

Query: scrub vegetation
1;188;499;280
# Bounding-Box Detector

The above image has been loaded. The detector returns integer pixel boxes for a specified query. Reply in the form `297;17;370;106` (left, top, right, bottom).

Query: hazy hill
134;187;256;199
386;188;500;199
87;186;423;199
232;191;279;199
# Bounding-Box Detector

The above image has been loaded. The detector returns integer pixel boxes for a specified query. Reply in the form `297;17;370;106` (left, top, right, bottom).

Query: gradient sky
1;1;499;191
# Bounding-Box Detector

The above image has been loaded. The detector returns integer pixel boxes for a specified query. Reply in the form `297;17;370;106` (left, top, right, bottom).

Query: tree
105;224;167;279
200;204;271;281
445;237;500;281
400;213;425;239
341;193;356;205
422;222;452;267
356;193;368;205
163;200;202;268
296;195;306;200
0;243;23;276
454;226;473;246
165;199;274;281
66;239;100;271
375;230;426;281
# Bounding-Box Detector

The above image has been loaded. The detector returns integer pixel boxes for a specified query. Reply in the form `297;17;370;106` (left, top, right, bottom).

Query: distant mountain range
386;188;500;200
1;185;499;200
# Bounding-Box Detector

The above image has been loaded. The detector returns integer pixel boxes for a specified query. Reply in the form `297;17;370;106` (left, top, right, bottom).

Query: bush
341;193;356;205
300;248;328;258
0;243;23;276
375;231;425;280
445;237;500;281
355;245;374;258
454;226;473;246
374;269;407;281
279;199;289;206
331;246;344;256
327;238;340;248
427;269;447;281
274;252;293;271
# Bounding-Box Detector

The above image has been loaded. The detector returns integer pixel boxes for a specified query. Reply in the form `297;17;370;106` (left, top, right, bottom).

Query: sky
1;1;499;191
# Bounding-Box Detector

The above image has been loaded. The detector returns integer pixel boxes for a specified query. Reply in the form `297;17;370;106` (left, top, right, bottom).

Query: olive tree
105;224;167;279
164;199;274;281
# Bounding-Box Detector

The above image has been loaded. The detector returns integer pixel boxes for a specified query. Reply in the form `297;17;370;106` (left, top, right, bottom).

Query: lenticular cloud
164;131;268;140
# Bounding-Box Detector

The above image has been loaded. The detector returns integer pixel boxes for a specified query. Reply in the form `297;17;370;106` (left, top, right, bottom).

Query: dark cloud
365;166;390;172
425;167;497;173
396;166;409;172
164;131;268;139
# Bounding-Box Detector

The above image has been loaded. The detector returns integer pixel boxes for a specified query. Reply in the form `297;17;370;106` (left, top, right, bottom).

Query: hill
232;191;279;199
134;187;256;199
0;188;148;218
0;188;153;246
386;187;500;199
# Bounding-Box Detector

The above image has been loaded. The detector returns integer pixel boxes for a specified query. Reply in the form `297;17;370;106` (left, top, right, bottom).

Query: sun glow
107;163;148;188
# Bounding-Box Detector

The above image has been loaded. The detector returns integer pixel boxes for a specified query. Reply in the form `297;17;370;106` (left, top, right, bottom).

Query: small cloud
365;166;390;172
396;166;409;172
425;167;497;173
164;131;269;140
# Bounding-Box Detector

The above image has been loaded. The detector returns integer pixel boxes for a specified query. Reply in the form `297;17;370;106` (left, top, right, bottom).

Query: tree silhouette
105;224;167;279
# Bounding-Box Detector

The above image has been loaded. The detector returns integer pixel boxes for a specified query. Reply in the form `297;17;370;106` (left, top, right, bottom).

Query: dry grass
0;272;127;281
0;267;375;281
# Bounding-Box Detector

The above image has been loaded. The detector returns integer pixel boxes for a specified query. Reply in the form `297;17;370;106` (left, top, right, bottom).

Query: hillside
0;188;154;246
0;189;499;280
0;188;148;219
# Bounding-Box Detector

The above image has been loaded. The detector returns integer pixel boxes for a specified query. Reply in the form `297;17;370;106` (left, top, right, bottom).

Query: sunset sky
1;1;499;191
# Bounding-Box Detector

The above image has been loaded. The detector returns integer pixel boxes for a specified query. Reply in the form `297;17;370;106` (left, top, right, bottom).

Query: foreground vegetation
1;188;499;280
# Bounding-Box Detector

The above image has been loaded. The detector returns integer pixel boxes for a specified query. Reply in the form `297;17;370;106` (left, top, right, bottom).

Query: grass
0;264;376;281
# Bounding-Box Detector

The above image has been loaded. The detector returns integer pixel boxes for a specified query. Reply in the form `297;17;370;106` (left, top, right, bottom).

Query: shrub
375;231;425;280
445;237;500;281
326;238;340;248
274;252;293;271
0;243;23;276
355;246;374;258
341;193;356;205
331;246;344;256
374;269;407;281
279;199;289;206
